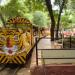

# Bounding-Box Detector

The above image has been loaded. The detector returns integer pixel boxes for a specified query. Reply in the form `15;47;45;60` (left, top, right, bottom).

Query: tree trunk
0;13;6;27
56;0;65;40
45;0;55;41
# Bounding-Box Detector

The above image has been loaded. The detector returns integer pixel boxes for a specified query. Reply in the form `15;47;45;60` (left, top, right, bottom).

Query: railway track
7;65;22;75
0;64;23;75
0;64;7;71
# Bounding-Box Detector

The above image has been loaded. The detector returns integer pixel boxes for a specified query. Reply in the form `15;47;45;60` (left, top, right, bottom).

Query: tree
45;0;66;40
61;13;72;29
33;11;48;28
0;0;28;26
24;13;33;22
56;0;65;39
1;0;24;18
62;0;75;29
45;0;56;41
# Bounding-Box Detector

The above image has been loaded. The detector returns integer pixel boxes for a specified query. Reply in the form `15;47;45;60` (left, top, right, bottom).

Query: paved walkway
30;38;75;66
30;38;62;67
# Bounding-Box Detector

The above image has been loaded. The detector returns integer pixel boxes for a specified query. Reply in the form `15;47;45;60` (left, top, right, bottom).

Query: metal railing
35;37;75;66
63;36;75;48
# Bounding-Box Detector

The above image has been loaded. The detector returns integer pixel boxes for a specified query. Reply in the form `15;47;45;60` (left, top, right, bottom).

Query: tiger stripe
1;56;7;63
21;56;26;61
18;56;25;63
7;17;32;25
0;55;5;62
14;56;22;64
4;58;8;64
0;56;6;63
0;48;30;64
12;58;18;64
0;55;9;64
5;59;9;64
16;56;24;64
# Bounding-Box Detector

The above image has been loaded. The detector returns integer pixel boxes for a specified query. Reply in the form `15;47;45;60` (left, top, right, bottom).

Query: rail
63;36;75;48
35;37;75;66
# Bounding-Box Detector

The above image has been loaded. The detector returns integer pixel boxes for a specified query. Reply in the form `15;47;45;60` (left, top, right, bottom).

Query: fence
35;37;75;66
63;36;75;48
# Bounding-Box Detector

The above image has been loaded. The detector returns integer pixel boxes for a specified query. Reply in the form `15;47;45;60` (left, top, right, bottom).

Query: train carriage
0;17;34;64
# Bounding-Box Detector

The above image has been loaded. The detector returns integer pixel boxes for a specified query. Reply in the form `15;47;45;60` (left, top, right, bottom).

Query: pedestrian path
30;38;62;67
30;38;75;67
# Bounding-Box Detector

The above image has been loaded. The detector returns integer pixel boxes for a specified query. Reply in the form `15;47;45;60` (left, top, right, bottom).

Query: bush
24;13;33;22
33;11;48;28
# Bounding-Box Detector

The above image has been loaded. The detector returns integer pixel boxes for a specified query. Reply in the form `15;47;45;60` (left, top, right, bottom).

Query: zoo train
0;17;50;64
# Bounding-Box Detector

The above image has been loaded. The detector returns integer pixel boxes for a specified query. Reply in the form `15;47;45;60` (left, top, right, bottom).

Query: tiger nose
6;37;13;47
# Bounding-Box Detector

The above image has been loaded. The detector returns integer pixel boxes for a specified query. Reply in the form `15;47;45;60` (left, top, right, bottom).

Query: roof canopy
7;17;32;26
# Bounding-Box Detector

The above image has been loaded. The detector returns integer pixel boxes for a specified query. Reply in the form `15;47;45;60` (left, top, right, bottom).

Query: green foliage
0;20;3;27
33;11;48;28
25;0;46;12
67;0;75;10
54;0;68;8
0;0;10;6
61;11;75;28
0;0;75;30
0;0;47;23
61;14;70;28
1;0;28;18
24;13;33;22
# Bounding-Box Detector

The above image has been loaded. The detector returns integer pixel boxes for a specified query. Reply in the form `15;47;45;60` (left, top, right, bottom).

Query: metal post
62;25;64;49
62;34;64;48
70;35;71;48
35;37;38;66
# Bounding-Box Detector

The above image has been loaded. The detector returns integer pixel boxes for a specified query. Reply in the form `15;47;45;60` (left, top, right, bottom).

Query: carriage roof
7;17;32;26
